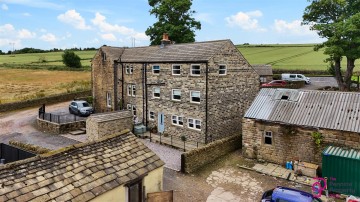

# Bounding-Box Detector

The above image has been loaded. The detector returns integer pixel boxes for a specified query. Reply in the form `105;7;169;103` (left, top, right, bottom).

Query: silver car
69;100;93;116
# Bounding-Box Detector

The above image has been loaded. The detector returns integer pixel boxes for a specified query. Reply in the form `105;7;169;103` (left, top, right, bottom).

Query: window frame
264;131;273;145
153;87;160;99
132;85;136;96
149;111;155;120
127;85;132;96
127;180;142;202
127;104;132;111
171;115;183;127
188;118;201;131
125;65;130;74
190;64;201;76
171;89;181;101
106;92;111;107
152;65;160;74
172;64;181;75
132;105;136;116
219;64;227;75
130;65;133;74
190;91;201;104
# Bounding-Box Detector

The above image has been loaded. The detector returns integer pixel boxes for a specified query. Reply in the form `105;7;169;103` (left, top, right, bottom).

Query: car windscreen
78;102;89;107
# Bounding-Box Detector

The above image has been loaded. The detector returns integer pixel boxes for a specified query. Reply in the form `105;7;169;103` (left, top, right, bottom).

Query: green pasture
0;50;96;70
238;44;360;72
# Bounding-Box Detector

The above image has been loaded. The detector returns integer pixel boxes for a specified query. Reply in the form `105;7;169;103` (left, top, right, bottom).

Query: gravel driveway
0;102;80;150
139;139;182;171
301;77;338;90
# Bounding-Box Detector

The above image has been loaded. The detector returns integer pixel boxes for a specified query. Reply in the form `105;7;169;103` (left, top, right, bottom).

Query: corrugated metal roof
323;146;360;160
252;64;273;76
244;88;360;133
100;40;231;63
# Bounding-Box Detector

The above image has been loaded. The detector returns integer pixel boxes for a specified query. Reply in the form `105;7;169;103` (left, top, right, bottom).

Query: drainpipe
114;61;118;110
145;63;148;128
142;63;145;124
205;62;209;144
121;62;124;110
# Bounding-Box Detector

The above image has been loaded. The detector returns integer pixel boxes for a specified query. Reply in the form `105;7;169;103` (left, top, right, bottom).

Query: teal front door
158;112;164;133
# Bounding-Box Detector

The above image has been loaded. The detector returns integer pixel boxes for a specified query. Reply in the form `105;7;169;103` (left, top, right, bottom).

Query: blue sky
0;0;324;52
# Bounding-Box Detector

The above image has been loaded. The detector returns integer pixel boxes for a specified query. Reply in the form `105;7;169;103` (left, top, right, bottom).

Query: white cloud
273;19;316;36
225;10;266;32
101;33;117;41
0;24;15;33
57;10;91;30
22;12;31;17
91;12;149;41
1;4;8;10
40;33;57;42
18;29;36;39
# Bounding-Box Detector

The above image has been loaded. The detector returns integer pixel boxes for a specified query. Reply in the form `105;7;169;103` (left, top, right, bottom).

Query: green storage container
322;146;360;196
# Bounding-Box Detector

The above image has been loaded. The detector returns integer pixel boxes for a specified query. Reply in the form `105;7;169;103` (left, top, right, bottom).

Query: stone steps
69;130;86;136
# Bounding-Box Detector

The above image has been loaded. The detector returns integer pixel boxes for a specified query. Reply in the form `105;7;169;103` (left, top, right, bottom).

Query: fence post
171;135;173;146
197;142;198;148
150;132;152;142
160;133;162;144
42;112;45;120
50;113;52;122
183;141;186;152
58;115;60;124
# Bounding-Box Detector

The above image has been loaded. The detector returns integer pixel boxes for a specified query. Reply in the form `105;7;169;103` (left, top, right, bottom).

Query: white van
281;73;311;84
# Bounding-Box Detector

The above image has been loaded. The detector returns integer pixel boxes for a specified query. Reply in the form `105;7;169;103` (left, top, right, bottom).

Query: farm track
267;50;314;65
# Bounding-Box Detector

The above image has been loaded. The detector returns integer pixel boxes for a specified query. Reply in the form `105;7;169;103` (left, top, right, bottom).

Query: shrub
181;135;187;142
62;50;82;68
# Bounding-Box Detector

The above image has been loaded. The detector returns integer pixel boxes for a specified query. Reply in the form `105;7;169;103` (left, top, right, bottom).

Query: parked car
261;80;287;87
261;186;322;202
281;73;311;84
69;100;93;116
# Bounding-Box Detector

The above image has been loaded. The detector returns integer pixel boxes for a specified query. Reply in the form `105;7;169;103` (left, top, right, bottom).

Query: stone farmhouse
252;64;273;84
0;130;164;202
92;35;259;143
242;88;360;166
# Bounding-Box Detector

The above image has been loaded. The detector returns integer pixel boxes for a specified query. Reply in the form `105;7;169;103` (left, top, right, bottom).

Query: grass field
0;50;96;70
238;44;360;72
0;68;91;104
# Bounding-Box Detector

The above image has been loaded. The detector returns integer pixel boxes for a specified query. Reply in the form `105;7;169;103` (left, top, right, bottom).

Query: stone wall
37;118;85;134
92;49;116;113
0;90;91;113
207;41;259;142
242;118;360;166
146;62;206;143
181;134;241;173
86;111;133;141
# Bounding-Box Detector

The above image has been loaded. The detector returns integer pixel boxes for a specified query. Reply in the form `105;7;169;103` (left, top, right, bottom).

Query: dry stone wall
181;134;241;173
242;118;360;166
37;118;85;134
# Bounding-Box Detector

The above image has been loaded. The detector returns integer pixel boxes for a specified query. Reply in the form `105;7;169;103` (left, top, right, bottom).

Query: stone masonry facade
92;40;259;144
242;118;360;166
86;111;133;141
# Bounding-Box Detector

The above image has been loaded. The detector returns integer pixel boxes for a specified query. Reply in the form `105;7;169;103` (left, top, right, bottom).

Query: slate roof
101;40;231;63
252;64;273;76
100;46;125;62
244;88;360;133
0;130;164;202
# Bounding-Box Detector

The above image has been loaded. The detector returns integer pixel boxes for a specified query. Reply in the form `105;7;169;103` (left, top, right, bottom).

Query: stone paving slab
252;163;317;186
61;134;88;143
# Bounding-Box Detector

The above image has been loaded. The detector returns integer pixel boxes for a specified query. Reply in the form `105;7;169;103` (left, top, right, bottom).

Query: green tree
62;50;82;68
303;0;360;91
145;0;201;45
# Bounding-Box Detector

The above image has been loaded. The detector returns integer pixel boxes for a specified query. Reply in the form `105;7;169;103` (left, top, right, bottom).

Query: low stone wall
37;118;86;134
242;118;360;167
181;134;241;173
0;90;91;113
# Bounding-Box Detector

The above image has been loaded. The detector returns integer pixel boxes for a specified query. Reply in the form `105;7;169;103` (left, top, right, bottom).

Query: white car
281;73;311;84
69;100;94;116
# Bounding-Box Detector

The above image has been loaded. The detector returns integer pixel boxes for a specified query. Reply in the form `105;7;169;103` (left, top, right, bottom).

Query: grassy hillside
0;50;97;70
237;44;360;72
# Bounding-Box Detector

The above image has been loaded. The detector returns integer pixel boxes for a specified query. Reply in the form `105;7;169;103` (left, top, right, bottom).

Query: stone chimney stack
161;33;171;46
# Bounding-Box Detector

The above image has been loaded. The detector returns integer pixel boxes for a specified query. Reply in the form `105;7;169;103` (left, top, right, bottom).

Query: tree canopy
145;0;201;45
62;50;82;68
303;0;360;91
